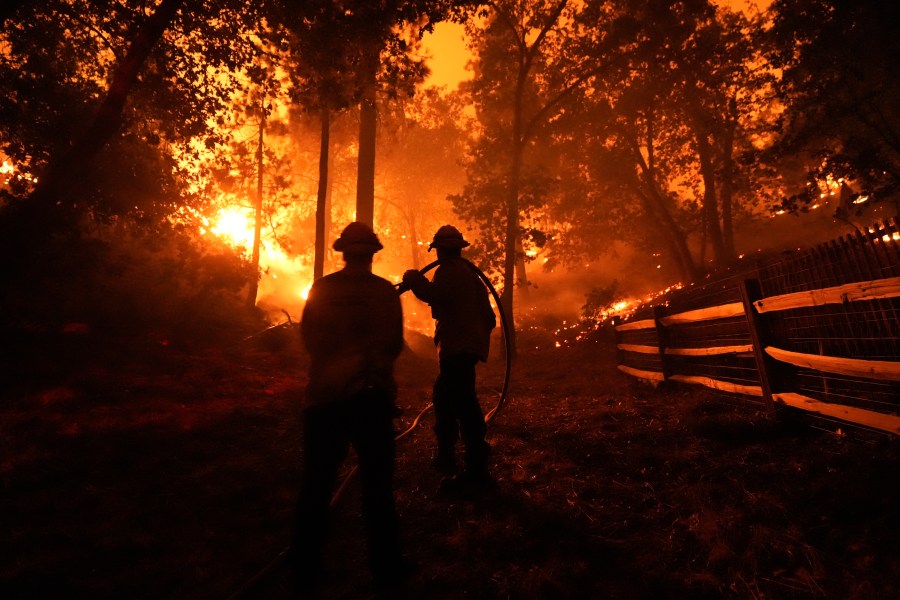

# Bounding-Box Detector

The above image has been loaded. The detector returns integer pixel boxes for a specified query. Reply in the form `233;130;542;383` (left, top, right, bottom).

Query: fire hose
395;256;512;421
227;258;512;599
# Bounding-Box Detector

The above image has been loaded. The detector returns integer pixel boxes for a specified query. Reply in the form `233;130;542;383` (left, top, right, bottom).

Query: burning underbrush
2;319;899;599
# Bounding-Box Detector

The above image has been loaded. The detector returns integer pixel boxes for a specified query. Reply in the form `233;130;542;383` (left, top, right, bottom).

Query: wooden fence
615;218;900;436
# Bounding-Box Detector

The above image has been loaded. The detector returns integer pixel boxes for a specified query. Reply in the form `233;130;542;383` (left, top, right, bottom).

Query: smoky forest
2;1;900;599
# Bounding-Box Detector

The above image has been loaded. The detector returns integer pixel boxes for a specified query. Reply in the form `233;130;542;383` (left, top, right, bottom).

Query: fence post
739;278;784;415
652;305;672;382
611;315;623;370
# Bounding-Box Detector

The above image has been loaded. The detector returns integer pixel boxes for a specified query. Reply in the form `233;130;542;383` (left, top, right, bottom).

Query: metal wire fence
616;218;900;436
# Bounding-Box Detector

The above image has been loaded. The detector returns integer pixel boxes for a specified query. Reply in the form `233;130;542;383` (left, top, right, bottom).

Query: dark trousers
433;353;490;473
291;390;401;588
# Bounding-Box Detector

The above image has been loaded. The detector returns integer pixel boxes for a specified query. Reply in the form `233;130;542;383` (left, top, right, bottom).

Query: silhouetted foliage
0;218;257;343
765;0;900;213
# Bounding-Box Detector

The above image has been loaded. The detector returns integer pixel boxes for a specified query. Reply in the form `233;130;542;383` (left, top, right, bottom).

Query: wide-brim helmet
428;224;470;251
333;221;384;253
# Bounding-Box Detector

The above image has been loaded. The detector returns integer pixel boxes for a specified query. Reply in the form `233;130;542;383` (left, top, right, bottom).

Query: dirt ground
2;325;899;599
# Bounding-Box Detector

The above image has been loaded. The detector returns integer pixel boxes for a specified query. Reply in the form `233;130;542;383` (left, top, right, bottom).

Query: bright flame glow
212;207;254;247
1;159;37;184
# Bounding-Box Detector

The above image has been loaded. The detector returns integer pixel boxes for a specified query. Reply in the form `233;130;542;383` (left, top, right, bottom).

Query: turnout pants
433;352;490;474
291;390;402;588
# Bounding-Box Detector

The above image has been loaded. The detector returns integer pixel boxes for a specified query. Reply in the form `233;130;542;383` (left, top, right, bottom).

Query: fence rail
615;218;900;436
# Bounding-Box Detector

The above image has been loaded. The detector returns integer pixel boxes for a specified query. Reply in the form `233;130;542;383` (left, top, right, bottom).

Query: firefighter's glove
402;270;427;290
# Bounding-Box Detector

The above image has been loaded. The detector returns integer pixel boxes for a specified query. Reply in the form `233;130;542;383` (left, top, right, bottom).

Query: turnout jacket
407;258;496;361
301;268;404;406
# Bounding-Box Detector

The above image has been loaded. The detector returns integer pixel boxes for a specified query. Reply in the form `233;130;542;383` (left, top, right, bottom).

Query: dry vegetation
2;325;899;599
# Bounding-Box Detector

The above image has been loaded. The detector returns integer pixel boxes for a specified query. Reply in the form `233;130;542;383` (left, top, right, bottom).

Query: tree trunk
500;34;534;356
683;79;726;266
29;0;185;212
324;121;334;272
720;100;738;258
502;159;521;357
314;107;330;281
627;136;699;281
642;183;699;282
502;117;525;357
515;237;528;296
246;104;265;308
356;45;378;227
402;207;421;270
502;145;521;324
694;129;726;266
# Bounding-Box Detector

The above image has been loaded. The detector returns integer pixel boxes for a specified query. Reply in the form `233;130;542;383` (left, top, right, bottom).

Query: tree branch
521;56;626;144
29;0;188;211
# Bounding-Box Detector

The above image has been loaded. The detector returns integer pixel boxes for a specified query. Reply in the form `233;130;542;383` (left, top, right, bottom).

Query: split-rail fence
615;218;900;437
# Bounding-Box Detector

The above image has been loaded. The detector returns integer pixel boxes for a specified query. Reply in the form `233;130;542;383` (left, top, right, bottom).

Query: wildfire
873;230;900;243
598;283;686;325
211;206;255;248
204;203;314;311
1;159;37;186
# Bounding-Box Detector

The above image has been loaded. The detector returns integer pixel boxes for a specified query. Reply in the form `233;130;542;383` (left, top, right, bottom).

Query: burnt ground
2;326;899;600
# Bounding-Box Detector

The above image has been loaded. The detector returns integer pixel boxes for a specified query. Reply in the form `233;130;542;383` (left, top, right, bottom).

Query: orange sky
422;22;470;90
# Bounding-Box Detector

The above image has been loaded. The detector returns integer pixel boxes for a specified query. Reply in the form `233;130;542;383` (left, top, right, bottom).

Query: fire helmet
333;221;384;253
428;225;471;251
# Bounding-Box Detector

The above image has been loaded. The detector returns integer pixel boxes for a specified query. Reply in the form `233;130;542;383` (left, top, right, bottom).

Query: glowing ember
600;283;686;324
1;159;37;185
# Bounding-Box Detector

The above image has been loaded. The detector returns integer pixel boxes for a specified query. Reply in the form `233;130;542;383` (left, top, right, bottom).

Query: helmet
428;225;470;251
333;221;383;253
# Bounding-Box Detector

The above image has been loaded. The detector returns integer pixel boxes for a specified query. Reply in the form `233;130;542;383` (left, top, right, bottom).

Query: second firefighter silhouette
403;225;497;484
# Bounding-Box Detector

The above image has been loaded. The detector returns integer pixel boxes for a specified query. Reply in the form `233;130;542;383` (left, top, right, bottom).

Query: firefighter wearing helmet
292;221;412;592
402;225;497;489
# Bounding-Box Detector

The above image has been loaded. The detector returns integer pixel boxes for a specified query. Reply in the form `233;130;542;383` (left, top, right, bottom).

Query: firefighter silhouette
291;222;413;593
402;225;497;488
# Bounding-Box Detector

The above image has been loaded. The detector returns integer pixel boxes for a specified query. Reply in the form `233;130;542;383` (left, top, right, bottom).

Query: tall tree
0;0;275;334
25;0;187;214
765;0;900;215
378;88;468;268
618;0;767;270
281;0;447;278
314;107;332;280
246;98;267;307
281;0;360;278
350;1;452;227
539;0;770;279
1;0;268;222
458;0;624;352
